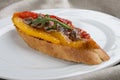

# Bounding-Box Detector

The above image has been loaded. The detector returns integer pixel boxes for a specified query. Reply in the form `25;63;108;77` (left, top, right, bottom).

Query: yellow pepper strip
50;32;71;45
50;32;86;49
69;40;85;49
12;13;60;44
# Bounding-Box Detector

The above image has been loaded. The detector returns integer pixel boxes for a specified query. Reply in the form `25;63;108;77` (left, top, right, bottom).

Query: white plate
0;9;120;80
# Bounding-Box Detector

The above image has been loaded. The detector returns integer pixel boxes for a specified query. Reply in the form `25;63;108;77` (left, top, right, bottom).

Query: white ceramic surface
0;9;120;79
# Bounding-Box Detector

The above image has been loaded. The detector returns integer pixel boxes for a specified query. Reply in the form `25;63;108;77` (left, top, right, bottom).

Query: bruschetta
12;11;110;65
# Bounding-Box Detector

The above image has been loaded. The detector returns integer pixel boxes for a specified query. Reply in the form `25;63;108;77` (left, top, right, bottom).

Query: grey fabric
1;0;120;18
0;0;120;80
61;65;120;80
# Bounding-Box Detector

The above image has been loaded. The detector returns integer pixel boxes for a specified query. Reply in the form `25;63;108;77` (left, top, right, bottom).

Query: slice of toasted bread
17;29;109;65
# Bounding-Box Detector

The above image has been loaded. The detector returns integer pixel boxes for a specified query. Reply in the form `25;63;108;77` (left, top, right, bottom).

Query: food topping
19;11;90;41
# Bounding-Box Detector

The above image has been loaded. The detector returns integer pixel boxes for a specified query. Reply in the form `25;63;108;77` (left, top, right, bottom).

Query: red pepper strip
80;30;90;39
19;11;38;19
50;15;74;28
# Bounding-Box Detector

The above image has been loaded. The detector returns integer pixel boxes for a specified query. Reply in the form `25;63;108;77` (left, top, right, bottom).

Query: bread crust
17;29;109;65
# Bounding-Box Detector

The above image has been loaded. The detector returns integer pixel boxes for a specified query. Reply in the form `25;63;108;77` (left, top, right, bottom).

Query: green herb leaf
45;14;50;18
32;17;41;24
44;17;72;30
46;27;54;30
